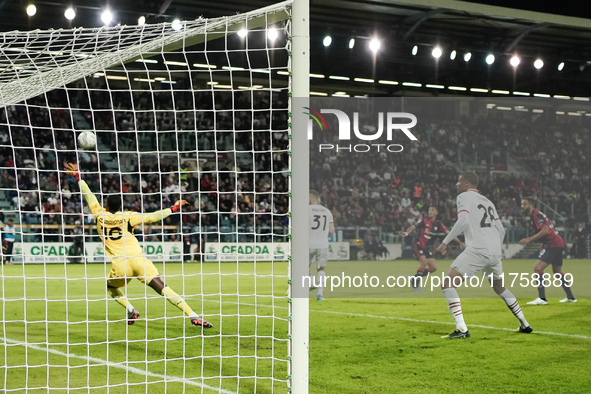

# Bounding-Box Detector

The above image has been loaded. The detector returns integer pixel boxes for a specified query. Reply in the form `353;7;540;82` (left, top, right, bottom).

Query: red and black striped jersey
413;217;433;249
529;210;564;248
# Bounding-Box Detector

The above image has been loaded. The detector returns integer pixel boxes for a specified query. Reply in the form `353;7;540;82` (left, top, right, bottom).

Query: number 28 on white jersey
457;189;502;255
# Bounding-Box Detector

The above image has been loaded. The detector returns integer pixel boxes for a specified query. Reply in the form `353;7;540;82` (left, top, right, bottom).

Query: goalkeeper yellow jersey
78;180;171;258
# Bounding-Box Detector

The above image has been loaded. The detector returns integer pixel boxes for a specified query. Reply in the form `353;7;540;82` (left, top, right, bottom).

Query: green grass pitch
1;259;590;393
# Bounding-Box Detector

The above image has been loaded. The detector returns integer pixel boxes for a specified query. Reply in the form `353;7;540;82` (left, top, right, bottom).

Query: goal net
0;1;300;392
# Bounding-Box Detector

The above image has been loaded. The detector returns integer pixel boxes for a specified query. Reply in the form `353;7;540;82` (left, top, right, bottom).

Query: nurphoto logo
305;107;418;153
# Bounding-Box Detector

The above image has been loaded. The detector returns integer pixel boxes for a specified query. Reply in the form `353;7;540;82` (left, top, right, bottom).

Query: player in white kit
436;172;532;338
309;190;335;301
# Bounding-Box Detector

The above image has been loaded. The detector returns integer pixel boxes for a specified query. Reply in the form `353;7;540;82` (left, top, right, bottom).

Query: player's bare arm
519;225;549;244
438;212;469;255
399;225;415;237
436;242;447;255
444;229;465;248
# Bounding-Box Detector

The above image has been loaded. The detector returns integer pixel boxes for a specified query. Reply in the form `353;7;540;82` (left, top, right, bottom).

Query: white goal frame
289;1;310;393
0;0;310;391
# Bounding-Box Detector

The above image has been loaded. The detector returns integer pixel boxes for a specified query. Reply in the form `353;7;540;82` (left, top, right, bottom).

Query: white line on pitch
201;299;591;340
310;309;591;339
1;337;238;394
4;296;589;340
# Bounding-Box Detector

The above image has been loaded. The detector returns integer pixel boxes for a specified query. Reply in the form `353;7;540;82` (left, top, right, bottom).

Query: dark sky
464;1;591;20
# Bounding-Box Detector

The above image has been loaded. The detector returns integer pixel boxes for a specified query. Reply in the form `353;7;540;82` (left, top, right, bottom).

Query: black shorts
413;243;433;260
3;241;13;261
538;246;563;266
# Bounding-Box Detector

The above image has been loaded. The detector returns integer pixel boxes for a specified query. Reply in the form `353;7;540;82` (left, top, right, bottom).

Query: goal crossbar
0;0;291;108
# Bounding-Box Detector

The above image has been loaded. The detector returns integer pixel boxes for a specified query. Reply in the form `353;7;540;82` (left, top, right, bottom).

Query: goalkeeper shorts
108;256;160;287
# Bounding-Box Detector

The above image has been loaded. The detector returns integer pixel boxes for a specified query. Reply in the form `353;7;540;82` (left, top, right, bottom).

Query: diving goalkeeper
65;163;212;328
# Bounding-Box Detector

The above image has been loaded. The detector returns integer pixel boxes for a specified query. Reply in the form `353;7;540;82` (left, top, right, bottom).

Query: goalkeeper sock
161;286;194;316
498;289;529;329
443;288;468;332
108;287;134;311
317;271;326;297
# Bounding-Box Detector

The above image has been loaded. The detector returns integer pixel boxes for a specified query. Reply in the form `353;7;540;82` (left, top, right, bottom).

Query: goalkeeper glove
64;163;80;181
170;200;188;213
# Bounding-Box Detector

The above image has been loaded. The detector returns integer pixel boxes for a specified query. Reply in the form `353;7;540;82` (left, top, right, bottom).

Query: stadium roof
1;0;591;97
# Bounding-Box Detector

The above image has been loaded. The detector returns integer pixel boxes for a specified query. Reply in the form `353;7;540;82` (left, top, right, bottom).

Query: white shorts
450;249;503;280
309;248;328;270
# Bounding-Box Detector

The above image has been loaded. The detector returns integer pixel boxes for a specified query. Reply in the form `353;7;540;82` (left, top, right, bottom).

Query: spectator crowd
0;80;290;244
2;84;590;248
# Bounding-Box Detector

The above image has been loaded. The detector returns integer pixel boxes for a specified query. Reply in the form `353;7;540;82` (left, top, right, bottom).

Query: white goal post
0;0;309;392
289;1;310;393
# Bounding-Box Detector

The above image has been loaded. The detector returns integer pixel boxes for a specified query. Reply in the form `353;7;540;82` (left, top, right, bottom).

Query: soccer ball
78;131;96;150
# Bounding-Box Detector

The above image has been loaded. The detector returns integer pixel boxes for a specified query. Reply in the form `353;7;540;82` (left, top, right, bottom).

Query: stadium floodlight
323;36;332;47
138;16;146;25
354;77;374;83
510;56;520;67
464;52;471;62
558;62;565;71
164;60;187;66
485;54;495;65
349;38;355;48
378;80;398;85
101;9;113;25
432;46;442;58
450;50;456;60
534;59;544;69
412;45;418;55
64;7;75;20
237;28;247;37
171;19;182;31
26;4;36;16
267;28;278;41
369;38;380;53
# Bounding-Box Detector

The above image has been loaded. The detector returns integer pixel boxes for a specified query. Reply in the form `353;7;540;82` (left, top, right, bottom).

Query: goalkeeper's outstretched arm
129;200;188;227
64;163;102;215
65;163;187;221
